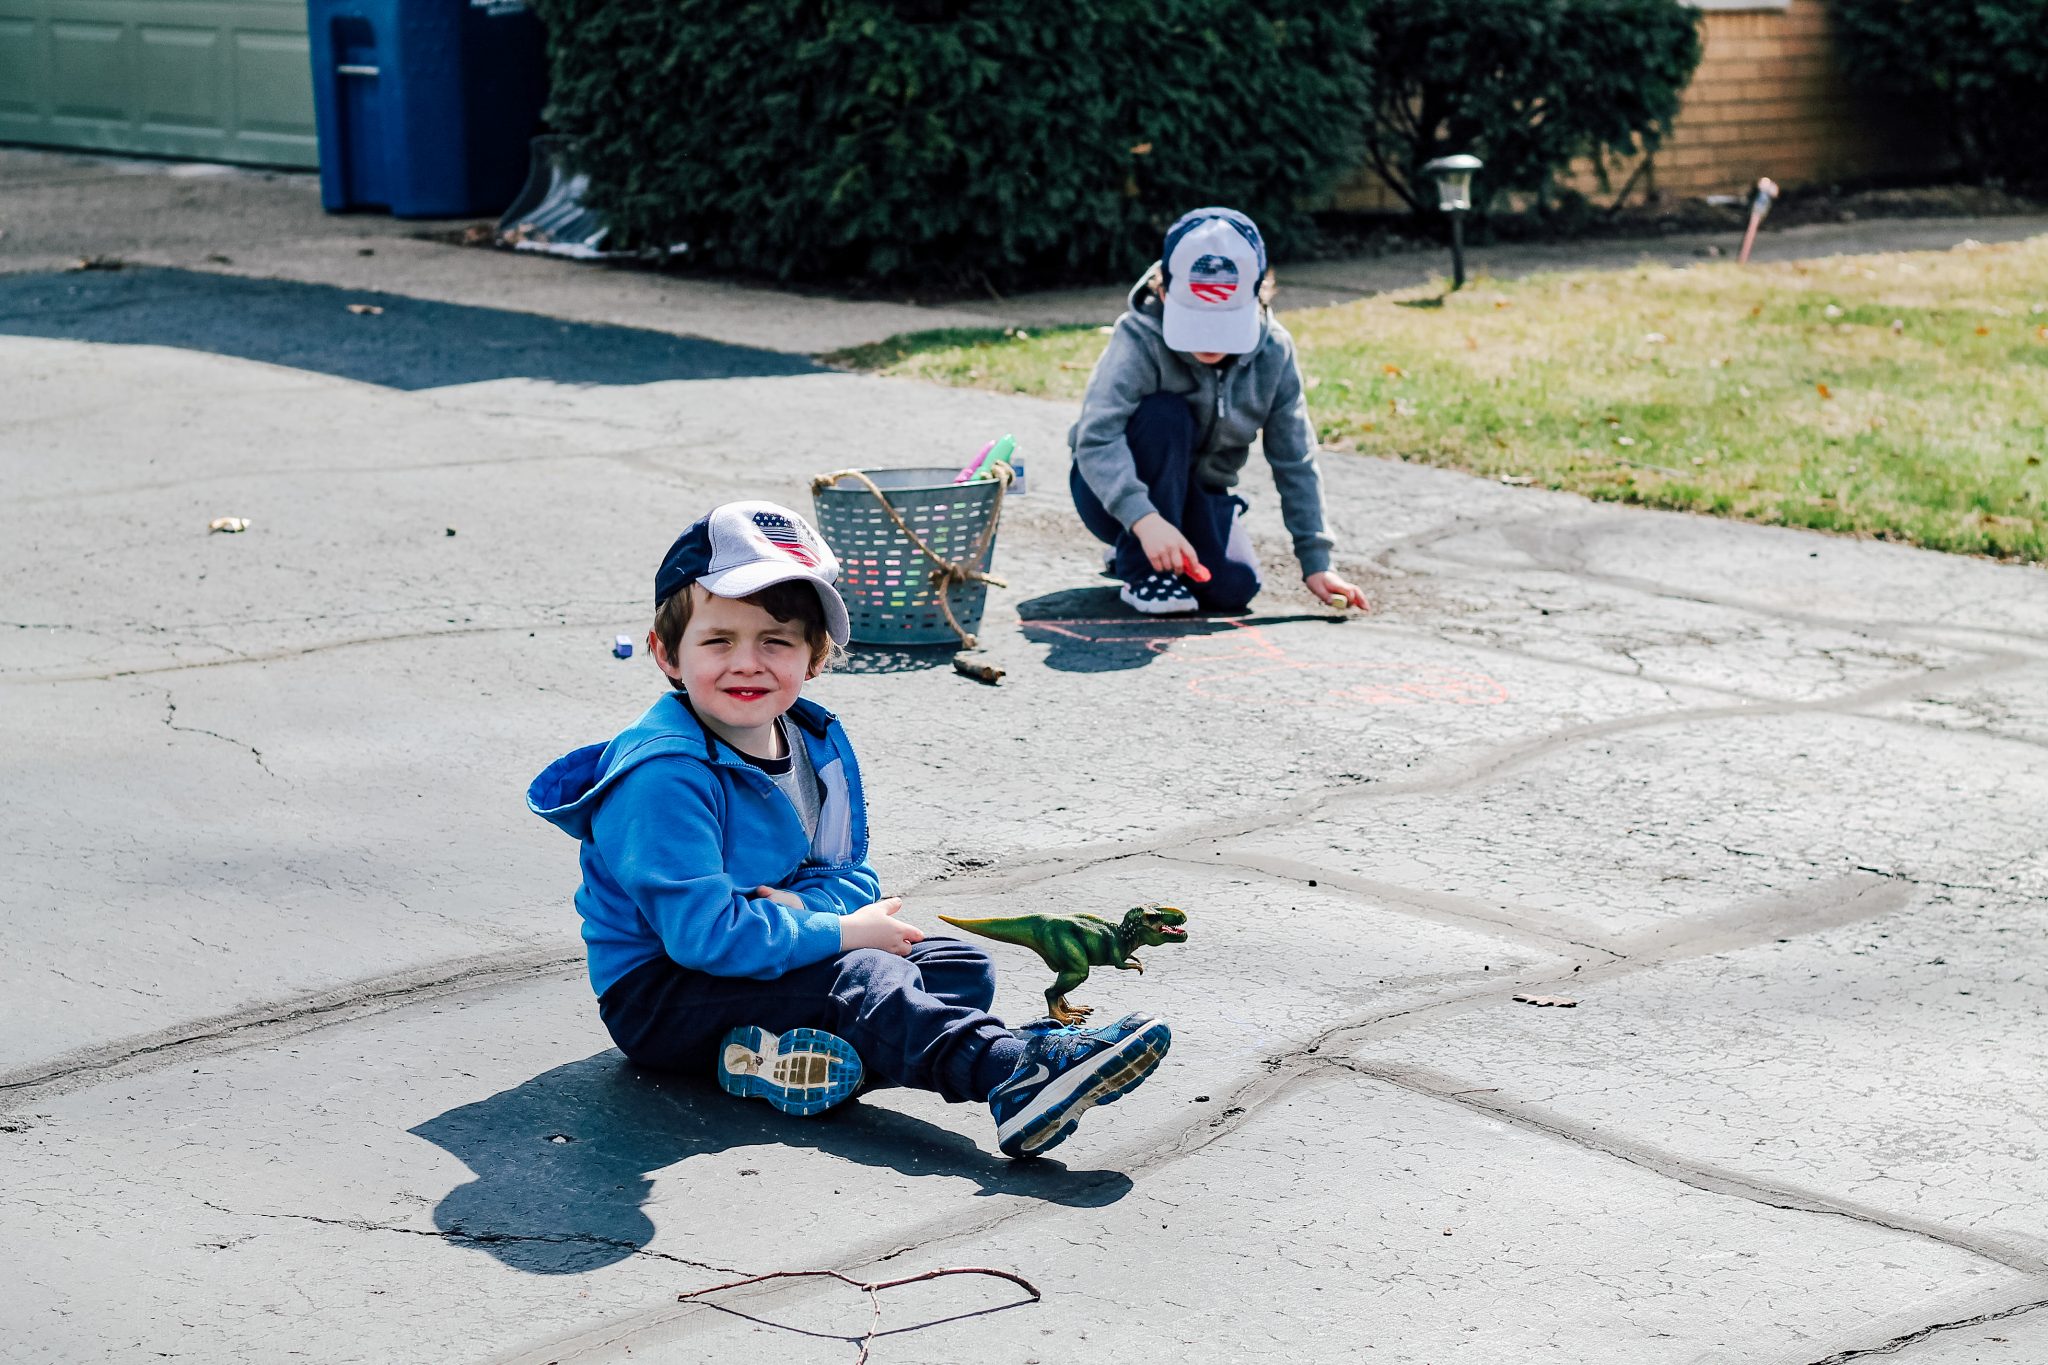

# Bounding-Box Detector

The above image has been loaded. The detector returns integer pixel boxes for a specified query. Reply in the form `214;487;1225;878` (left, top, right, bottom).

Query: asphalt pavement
3;149;2046;1365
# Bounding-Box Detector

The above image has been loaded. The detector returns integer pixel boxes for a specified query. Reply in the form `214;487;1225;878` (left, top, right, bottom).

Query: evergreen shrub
1831;0;2048;187
1358;0;1702;219
529;0;1373;284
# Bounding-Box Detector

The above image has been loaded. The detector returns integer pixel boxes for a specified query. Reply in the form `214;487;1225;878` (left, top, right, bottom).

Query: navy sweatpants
598;937;1014;1104
1071;391;1262;611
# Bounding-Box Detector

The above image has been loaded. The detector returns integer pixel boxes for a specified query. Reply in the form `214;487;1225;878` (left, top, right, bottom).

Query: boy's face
652;586;814;733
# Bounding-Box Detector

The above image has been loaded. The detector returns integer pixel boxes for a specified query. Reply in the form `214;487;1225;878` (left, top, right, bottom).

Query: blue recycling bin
306;0;548;218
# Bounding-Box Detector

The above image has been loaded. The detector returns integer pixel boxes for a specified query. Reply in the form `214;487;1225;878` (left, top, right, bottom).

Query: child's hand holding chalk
1305;570;1370;612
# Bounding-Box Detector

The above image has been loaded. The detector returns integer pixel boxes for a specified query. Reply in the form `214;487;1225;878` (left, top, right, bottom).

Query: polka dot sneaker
1119;572;1197;615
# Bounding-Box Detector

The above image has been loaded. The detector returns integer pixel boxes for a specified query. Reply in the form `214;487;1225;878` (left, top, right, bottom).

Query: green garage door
0;0;316;166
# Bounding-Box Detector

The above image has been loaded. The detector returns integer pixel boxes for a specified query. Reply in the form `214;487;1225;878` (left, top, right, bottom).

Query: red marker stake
1738;176;1778;266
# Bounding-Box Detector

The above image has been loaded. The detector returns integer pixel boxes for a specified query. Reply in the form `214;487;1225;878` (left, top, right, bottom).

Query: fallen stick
678;1265;1041;1364
952;652;1005;685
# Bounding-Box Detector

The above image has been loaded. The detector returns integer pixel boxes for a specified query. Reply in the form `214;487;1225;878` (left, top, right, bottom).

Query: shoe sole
1118;585;1197;616
1000;1021;1172;1158
717;1026;863;1117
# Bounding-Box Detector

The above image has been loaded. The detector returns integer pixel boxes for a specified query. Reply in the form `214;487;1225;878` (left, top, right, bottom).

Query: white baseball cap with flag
654;500;851;645
1160;207;1267;355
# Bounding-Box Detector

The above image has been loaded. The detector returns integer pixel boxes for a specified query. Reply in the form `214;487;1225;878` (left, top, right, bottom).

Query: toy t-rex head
1121;904;1189;946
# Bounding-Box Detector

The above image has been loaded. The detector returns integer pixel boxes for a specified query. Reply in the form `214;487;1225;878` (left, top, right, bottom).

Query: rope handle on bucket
811;466;1011;650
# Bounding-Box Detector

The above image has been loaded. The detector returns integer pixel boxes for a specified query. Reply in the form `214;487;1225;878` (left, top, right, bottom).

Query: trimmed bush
1357;0;1702;219
1831;0;2048;187
529;0;1374;284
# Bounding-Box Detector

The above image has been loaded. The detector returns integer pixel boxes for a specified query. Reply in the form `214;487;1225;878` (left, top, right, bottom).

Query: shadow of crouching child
409;1050;1136;1275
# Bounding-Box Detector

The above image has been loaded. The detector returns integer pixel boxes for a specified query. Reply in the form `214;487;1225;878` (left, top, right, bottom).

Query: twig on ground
677;1265;1041;1365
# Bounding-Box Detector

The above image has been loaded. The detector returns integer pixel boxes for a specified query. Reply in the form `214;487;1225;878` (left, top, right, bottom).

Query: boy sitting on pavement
1070;206;1371;616
528;501;1172;1157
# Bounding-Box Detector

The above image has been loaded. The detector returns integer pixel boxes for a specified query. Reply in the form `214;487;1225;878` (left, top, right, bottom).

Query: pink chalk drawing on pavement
1021;617;1509;708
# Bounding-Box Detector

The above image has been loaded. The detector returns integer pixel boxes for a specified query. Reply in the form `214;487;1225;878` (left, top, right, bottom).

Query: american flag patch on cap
1186;253;1240;304
752;510;819;566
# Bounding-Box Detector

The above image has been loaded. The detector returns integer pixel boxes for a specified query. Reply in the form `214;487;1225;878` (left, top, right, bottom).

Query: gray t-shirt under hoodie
736;717;821;844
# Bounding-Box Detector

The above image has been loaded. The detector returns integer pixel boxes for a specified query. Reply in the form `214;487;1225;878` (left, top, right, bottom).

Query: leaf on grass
1513;992;1577;1007
1383;363;1405;378
1817;383;1832;400
1976;325;1990;336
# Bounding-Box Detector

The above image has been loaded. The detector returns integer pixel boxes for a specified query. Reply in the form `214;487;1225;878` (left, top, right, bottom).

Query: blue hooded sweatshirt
527;691;880;995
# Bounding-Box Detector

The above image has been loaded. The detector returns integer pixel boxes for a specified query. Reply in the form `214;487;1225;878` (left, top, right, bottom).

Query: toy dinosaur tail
935;913;1043;950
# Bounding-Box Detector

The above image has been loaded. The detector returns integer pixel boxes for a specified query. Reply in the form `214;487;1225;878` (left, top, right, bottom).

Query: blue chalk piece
612;635;634;659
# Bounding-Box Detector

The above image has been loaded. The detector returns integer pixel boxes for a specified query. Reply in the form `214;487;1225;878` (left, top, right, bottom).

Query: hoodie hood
527;691;842;843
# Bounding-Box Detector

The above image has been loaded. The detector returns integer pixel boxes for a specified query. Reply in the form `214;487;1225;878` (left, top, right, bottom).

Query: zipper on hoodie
1198;355;1236;454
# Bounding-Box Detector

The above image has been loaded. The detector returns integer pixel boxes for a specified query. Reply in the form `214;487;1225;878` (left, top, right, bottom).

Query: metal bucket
812;467;1003;646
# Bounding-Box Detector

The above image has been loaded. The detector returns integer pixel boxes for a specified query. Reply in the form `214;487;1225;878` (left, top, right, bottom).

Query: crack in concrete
198;1201;745;1275
0;948;580;1099
11;450;606;505
1159;848;1625;961
156;688;279;780
1407;518;2048;651
911;643;2031;915
1341;1060;2047;1276
9;619;623;686
1806;1293;2048;1363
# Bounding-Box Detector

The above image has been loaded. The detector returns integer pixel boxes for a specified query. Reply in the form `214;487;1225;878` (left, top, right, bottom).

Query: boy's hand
1306;570;1370;612
752;885;806;911
1131;513;1210;582
838;897;924;956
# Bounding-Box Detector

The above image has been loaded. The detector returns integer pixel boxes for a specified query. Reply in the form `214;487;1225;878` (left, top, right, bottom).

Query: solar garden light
1421;153;1483;290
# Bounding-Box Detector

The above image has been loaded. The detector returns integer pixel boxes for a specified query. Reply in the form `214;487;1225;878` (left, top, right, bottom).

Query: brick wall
1651;0;1943;198
1329;0;1948;214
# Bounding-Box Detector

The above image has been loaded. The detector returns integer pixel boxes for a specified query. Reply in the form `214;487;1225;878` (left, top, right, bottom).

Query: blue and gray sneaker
988;1012;1172;1158
716;1026;863;1117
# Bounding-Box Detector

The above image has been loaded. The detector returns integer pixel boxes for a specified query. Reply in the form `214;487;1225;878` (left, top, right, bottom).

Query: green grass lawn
829;236;2048;563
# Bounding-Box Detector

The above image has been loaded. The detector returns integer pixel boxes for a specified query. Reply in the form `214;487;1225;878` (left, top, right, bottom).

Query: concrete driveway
3;152;2046;1364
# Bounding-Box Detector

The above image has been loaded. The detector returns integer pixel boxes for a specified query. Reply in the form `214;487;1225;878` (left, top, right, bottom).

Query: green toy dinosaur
936;904;1189;1025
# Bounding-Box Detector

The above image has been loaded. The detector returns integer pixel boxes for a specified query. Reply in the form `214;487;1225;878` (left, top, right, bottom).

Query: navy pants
1071;391;1263;612
598;937;1013;1104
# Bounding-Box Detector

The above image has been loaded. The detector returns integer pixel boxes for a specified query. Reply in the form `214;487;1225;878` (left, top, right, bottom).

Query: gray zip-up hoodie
1068;269;1334;578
